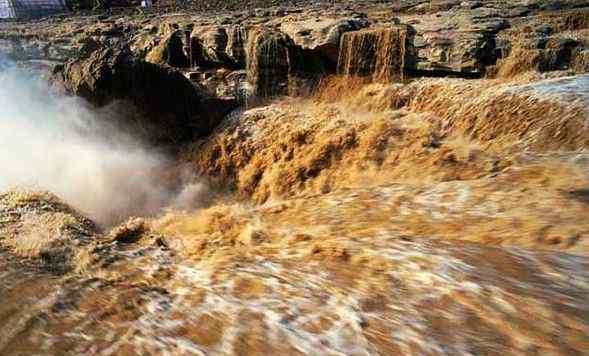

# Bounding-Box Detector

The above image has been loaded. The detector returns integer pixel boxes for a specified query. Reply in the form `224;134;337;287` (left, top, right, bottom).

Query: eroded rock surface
3;0;589;99
51;45;235;144
279;17;369;65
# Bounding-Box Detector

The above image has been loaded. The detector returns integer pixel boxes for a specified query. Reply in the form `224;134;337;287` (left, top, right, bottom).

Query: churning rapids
1;62;589;355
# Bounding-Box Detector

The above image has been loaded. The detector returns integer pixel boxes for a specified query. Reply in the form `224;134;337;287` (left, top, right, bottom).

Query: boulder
51;45;235;144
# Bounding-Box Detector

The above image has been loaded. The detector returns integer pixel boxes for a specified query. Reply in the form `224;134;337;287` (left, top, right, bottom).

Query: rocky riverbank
3;0;589;98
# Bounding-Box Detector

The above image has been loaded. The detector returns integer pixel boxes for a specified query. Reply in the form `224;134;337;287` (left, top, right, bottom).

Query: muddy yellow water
2;71;589;355
1;185;589;356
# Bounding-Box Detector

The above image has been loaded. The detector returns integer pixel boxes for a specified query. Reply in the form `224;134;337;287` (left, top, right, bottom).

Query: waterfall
226;25;248;67
337;27;408;82
245;28;295;102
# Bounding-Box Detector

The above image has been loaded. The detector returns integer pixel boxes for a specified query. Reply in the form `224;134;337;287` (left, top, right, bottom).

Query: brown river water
1;62;589;355
1;228;588;355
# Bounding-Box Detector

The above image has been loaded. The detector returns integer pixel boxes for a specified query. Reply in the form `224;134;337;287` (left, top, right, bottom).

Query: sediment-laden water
1;49;589;356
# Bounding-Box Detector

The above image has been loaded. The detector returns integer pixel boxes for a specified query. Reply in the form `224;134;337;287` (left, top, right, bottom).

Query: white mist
0;60;205;226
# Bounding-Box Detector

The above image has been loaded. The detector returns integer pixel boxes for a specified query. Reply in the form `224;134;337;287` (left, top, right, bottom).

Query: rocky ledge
2;0;589;103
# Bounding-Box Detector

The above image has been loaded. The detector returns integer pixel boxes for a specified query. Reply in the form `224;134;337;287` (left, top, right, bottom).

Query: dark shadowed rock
51;45;235;144
190;26;230;67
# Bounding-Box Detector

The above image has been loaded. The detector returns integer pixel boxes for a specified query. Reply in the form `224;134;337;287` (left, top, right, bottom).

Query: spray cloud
0;58;206;226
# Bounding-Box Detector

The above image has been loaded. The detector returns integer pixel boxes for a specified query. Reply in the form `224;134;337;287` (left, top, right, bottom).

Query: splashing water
0;59;205;226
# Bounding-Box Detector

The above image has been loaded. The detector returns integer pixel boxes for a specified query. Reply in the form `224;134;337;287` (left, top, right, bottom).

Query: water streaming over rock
245;28;296;100
226;25;248;67
337;27;408;82
2;72;589;355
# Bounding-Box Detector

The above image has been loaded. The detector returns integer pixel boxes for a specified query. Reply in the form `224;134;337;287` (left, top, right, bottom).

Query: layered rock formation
51;45;234;144
3;1;588;101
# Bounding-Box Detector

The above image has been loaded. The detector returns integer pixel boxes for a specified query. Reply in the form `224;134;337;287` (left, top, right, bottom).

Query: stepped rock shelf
2;0;589;101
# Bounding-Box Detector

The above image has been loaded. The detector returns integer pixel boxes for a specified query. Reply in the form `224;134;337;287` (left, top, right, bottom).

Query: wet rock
190;26;230;66
226;25;249;67
109;218;149;244
541;37;581;70
338;26;410;82
280;17;369;67
129;28;161;59
246;27;299;99
145;30;189;68
51;45;235;144
77;37;101;59
208;69;250;101
189;25;248;69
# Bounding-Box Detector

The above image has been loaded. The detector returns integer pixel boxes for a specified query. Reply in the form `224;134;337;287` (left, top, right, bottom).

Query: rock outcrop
279;17;369;67
3;1;589;89
398;6;507;74
190;25;248;68
51;45;235;144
